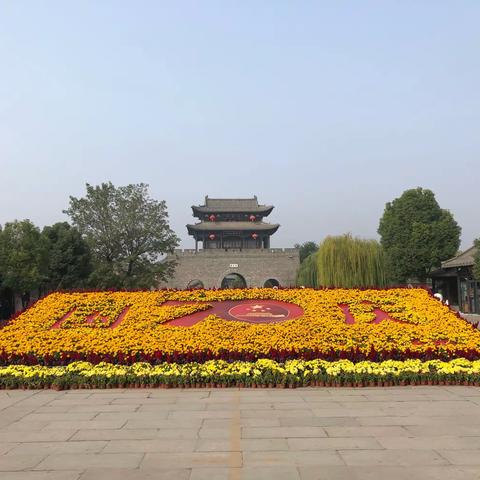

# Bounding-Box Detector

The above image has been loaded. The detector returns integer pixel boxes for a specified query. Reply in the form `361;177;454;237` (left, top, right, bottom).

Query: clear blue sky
1;1;478;249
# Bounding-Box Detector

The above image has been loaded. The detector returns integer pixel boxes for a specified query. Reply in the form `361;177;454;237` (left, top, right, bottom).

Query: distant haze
1;2;478;250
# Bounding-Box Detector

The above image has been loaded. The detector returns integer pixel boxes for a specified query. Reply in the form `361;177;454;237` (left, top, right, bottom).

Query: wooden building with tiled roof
430;245;479;314
188;196;279;251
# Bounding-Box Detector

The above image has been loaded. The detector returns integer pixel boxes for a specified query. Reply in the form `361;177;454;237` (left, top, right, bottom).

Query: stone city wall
161;248;300;289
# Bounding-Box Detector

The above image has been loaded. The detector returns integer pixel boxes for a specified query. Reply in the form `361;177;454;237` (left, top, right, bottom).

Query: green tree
317;234;386;288
378;188;461;283
0;220;47;307
474;238;480;280
41;222;92;290
294;241;319;263
296;251;318;287
64;182;179;289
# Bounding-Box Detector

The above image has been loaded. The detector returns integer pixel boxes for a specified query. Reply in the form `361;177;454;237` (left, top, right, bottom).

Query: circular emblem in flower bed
228;302;291;324
166;299;304;326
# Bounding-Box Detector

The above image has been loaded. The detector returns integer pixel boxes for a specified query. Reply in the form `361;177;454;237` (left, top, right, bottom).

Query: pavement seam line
229;389;241;480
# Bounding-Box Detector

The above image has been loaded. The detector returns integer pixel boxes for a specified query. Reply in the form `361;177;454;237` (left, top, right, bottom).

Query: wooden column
457;271;462;311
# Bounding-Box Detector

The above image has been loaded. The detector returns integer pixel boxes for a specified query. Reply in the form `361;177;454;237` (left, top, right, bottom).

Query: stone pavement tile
188;468;232;480
288;437;382;450
156;428;200;439
28;406;74;414
43;420;126;430
0;443;19;454
168;410;235;419
207;402;271;411
298;397;339;404
311;407;403;417
0;405;38;414
53;392;91;399
71;428;159;441
94;411;170;422
324;388;377;395
124;418;202;429
378;436;480;450
324;426;410;437
301;401;343;409
13;395;61;407
86;392;151;400
270;402;311;410
198;428;230;439
310;395;369;403
78;468;190;480
110;398;176;405
20;413;96;422
359;415;480;427
0;455;46;471
0;430;77;443
438;449;480;465
0;471;82;480
4;421;51;431
0;407;42;425
35;453;143;470
254;394;305;403
148;391;209;400
0;391;36;399
141;452;242;469
280;416;360;427
202;418;279;428
103;438;197;453
363;393;457;402
298;465;480;480
444;386;480;396
46;399;114;407
237;467;301;480
242;426;327;438
67;404;139;413
6;441;107;456
241;409;314;419
241;417;281;427
243;450;343;466
139;403;207;412
196;438;288;452
405;425;480;437
190;467;301;480
339;449;448;466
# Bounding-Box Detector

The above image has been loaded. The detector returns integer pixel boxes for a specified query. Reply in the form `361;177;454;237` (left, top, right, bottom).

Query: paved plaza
2;387;480;479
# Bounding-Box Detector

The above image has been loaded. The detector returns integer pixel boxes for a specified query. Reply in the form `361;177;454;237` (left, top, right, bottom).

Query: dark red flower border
2;345;480;367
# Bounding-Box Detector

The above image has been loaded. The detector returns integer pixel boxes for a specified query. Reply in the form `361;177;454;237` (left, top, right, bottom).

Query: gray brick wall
160;248;300;289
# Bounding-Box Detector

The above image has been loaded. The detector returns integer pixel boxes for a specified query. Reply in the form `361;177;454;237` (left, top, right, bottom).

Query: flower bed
1;288;479;365
1;359;480;389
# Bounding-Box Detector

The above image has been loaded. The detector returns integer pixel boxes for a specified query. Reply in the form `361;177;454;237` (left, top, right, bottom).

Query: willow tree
317;234;386;288
296;251;318;287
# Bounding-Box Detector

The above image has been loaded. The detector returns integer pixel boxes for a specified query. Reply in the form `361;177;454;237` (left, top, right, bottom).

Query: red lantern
251;233;258;240
209;214;216;221
249;215;256;222
209;233;216;240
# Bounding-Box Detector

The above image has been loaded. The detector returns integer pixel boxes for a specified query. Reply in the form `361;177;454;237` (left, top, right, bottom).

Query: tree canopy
0;220;46;305
317;234;386;288
42;222;92;290
296;251;318;287
64;182;179;289
378;188;461;283
294;241;319;263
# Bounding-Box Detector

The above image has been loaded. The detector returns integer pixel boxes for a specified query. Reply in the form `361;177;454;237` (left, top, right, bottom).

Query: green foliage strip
317;234;386;288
